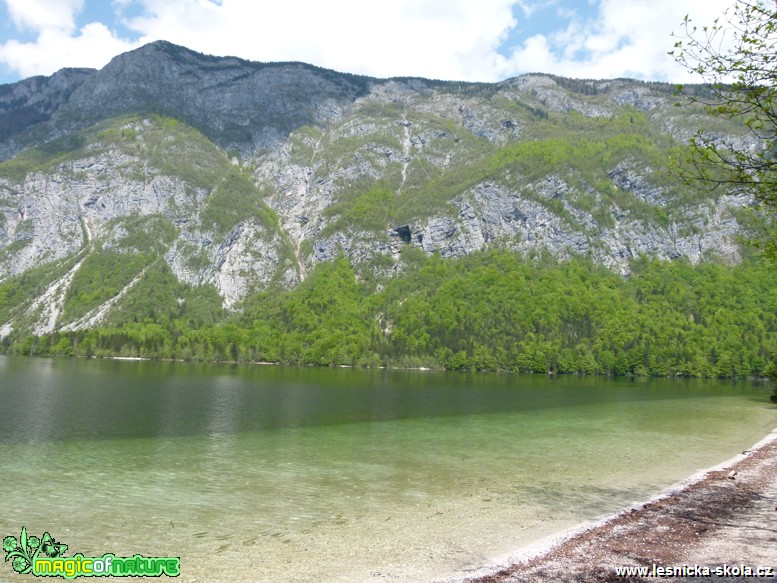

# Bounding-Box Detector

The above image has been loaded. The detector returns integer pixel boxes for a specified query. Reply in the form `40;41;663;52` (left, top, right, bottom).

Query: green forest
3;249;775;378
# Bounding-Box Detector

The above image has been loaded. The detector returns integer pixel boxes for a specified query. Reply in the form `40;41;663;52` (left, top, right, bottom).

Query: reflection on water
0;356;774;582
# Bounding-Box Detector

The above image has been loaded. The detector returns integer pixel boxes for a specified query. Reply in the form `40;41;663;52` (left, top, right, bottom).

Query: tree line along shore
2;250;775;379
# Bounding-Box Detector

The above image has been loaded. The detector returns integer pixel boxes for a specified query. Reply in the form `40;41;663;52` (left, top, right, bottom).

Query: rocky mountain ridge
0;41;757;338
0;41;372;159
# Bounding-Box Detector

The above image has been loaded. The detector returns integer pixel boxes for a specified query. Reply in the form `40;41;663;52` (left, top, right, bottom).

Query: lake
0;356;774;582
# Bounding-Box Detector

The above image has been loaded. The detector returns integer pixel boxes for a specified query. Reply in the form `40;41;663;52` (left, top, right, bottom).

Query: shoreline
452;428;777;582
6;353;777;384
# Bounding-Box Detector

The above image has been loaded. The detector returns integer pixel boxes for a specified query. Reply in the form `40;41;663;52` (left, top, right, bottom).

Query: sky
0;0;737;86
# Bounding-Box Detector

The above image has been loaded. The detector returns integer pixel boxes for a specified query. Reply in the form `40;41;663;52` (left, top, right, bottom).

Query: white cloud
499;0;737;82
117;0;518;81
0;0;138;78
0;0;739;84
0;24;137;78
513;1;543;19
5;0;84;33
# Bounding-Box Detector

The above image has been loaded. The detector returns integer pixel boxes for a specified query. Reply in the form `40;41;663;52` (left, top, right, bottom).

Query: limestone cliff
0;42;757;337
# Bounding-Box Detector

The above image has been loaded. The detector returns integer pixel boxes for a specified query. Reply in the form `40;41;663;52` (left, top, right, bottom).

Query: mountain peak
1;41;373;156
113;39;217;66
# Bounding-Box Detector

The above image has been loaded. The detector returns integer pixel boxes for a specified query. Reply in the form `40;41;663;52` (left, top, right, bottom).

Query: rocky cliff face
0;42;757;337
0;67;96;160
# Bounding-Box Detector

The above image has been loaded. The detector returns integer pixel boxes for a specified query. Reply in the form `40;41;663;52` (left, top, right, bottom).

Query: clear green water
0;356;774;582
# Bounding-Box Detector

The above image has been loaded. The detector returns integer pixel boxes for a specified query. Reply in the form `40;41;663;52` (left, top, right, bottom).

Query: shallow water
0;356;774;582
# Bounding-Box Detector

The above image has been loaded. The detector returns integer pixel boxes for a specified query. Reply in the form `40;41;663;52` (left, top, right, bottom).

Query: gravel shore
459;429;777;583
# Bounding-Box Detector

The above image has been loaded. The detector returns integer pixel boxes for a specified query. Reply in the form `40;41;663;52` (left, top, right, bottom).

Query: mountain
0;41;770;374
0;41;372;157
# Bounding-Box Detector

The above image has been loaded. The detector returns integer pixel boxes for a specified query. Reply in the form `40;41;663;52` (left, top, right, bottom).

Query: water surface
0;356;774;582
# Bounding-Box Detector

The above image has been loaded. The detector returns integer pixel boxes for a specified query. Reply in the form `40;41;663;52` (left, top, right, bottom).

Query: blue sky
0;0;735;86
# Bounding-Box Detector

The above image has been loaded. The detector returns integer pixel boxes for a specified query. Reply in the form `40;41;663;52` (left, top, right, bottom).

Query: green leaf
19;527;27;557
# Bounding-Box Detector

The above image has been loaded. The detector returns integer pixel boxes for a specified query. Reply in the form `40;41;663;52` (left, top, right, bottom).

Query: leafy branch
669;1;776;215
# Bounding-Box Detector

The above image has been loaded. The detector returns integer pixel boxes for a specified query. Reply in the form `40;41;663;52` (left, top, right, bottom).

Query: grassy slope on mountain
306;101;724;241
0;254;84;328
0;115;283;237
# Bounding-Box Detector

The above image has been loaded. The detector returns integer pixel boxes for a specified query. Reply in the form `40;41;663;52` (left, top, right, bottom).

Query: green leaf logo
3;527;68;575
